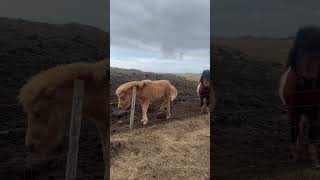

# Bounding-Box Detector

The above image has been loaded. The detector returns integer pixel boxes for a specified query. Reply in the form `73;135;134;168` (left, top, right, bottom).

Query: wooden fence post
65;79;84;180
129;86;137;129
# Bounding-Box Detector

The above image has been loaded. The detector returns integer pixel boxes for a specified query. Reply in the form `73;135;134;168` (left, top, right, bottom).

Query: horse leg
141;101;150;125
203;98;209;113
288;109;300;161
298;115;311;159
308;117;320;168
297;115;307;146
159;101;166;112
166;98;171;119
200;97;204;113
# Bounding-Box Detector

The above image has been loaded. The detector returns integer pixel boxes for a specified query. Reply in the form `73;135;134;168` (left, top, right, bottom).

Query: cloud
111;0;210;65
212;0;320;37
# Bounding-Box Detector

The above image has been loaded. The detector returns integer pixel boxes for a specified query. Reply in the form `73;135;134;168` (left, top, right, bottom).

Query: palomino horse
116;80;177;125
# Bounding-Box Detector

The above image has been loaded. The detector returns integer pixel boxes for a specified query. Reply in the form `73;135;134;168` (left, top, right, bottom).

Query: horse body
116;79;177;125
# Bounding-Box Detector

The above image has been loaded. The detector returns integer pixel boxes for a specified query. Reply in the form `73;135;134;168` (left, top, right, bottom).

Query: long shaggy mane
287;25;320;68
18;60;107;110
116;80;152;95
116;79;177;102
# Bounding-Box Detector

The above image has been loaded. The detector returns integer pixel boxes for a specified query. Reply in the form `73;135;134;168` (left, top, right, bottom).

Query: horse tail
170;85;177;101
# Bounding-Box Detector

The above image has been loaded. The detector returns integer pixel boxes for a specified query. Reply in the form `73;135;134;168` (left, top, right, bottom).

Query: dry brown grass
111;115;210;180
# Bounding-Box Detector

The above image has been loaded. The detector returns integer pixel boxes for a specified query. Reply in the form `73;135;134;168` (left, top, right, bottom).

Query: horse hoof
143;121;148;125
166;116;170;119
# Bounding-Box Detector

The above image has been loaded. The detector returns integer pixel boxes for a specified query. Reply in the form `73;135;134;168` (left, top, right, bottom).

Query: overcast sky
0;0;108;32
111;0;210;73
212;0;320;38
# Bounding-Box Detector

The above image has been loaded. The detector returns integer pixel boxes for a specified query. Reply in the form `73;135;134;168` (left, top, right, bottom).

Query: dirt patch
111;115;210;180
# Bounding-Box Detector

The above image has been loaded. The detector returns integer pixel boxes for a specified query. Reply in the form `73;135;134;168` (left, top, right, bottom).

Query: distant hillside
213;37;293;64
175;73;201;82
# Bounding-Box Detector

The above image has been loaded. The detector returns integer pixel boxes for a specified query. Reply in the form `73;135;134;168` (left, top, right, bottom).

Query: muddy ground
211;44;320;180
0;17;108;179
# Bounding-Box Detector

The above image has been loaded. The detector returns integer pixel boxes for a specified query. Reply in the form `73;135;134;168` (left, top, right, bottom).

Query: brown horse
18;60;108;179
116;80;177;125
279;25;320;167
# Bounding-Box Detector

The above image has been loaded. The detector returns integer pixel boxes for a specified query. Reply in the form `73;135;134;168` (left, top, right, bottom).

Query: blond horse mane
18;60;107;110
116;80;152;95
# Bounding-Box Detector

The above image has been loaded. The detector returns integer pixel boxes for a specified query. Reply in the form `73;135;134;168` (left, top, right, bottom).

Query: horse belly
146;85;167;102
